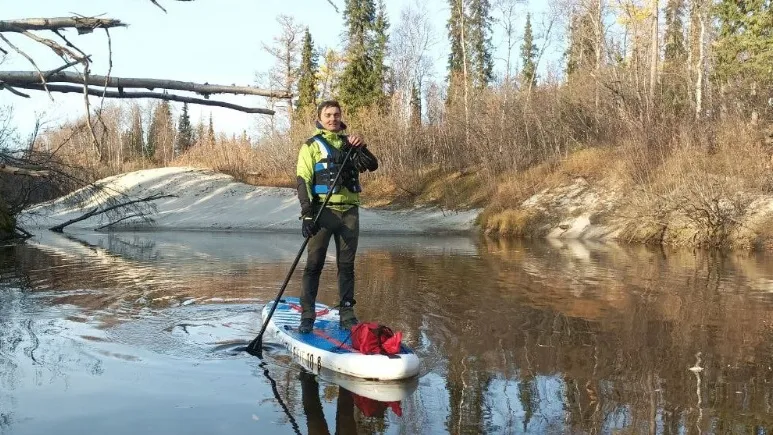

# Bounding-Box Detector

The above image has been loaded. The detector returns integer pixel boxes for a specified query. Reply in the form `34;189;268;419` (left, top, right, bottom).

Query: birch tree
390;0;436;123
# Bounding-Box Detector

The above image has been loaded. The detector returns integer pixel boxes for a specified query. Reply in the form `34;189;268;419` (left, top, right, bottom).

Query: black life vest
310;134;361;196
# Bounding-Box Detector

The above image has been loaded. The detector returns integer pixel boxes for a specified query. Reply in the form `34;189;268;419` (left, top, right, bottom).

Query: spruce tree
338;0;377;112
410;81;422;127
176;103;193;154
566;11;596;77
207;113;216;145
447;0;464;77
714;0;773;90
467;0;493;89
664;0;687;63
296;28;319;113
663;0;688;115
128;106;144;159
520;13;537;89
446;0;465;104
370;0;389;105
147;101;174;163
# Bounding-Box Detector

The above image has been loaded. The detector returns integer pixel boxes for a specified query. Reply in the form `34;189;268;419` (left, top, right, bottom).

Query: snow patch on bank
18;167;480;235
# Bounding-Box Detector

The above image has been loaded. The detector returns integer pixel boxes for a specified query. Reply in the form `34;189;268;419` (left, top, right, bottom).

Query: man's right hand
302;216;318;238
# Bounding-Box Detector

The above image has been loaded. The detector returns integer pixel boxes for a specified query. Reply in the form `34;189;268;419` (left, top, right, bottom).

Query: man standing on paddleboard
295;100;378;333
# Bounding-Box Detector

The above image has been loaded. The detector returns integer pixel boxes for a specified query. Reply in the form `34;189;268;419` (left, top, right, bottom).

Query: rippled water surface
3;230;773;434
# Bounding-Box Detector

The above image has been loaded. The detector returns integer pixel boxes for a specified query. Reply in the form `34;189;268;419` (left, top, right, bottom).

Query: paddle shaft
247;144;356;354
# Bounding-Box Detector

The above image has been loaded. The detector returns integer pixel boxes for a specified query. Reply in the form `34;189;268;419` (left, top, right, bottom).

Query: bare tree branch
0;163;50;177
18;28;85;63
95;213;144;230
149;0;169;13
148;0;195;13
49;193;175;232
0;81;30;97
0;71;292;98
4;82;276;114
101;28;113;100
0;17;126;33
0;34;53;99
82;63;102;159
44;56;90;79
15;225;33;239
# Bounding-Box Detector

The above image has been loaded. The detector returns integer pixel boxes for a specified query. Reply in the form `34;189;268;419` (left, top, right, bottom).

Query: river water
1;230;773;434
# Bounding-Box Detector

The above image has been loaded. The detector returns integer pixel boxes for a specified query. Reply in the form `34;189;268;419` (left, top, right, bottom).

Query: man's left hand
347;135;365;148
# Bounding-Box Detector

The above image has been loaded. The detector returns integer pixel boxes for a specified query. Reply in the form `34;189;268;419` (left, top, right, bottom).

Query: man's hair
316;100;342;119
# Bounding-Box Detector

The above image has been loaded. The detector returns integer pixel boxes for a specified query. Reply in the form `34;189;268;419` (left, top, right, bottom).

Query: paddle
246;142;356;356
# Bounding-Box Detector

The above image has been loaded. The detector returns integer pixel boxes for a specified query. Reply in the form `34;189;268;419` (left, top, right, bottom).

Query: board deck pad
268;297;411;354
263;296;420;380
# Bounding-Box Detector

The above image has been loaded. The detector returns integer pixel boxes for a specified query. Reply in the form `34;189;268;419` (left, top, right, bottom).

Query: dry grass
613;121;773;249
24;77;773;250
482;209;553;238
478;146;619;235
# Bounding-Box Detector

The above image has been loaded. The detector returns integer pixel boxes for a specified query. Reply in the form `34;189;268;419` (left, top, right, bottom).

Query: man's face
319;106;342;131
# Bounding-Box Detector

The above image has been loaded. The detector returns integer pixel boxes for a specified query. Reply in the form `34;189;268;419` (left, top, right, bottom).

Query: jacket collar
315;120;347;134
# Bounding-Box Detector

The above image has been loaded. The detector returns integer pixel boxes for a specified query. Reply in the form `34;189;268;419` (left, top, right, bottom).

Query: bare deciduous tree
493;0;526;83
261;15;305;131
390;0;437;123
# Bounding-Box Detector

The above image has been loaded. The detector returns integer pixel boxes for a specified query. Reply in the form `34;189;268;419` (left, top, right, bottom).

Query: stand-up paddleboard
262;297;420;381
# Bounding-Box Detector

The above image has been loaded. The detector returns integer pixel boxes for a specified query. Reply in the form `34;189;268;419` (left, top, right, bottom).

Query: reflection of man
299;370;332;435
298;370;402;434
299;370;356;434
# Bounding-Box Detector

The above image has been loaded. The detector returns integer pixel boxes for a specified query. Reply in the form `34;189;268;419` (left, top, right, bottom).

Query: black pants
301;206;359;320
299;371;357;434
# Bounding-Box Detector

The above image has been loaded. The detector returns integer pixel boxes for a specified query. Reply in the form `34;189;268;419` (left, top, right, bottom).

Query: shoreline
18;166;482;236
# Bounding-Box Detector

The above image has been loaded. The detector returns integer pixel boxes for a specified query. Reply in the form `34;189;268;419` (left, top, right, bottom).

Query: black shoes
299;318;314;334
340;316;359;330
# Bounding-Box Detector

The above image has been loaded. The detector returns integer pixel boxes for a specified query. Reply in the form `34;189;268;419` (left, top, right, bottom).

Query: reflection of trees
10;234;298;323
7;229;773;432
0;247;107;434
351;237;773;433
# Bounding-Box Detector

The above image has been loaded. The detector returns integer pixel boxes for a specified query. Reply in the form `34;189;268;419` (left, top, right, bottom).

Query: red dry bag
352;393;403;417
350;322;402;355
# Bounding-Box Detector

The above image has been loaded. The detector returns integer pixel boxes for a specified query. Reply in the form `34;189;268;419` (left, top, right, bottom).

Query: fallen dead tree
3;82;277;114
0;7;290;151
0;71;291;98
48;193;176;233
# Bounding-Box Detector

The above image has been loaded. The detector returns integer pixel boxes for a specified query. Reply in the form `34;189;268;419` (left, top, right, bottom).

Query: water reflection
2;230;773;433
262;367;404;435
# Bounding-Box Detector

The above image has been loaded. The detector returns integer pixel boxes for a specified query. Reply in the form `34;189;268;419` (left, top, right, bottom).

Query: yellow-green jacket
296;125;377;215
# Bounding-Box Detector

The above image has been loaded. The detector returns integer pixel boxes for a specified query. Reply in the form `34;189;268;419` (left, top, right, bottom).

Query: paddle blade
246;336;263;358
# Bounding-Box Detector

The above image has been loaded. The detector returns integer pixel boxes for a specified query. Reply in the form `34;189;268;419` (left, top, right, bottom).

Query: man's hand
347;135;365;148
302;216;318;239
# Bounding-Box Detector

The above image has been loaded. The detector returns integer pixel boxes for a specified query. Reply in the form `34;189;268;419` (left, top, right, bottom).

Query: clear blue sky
2;0;558;140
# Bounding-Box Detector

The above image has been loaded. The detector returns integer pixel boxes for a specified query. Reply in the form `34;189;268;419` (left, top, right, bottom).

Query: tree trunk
0;71;290;98
459;0;470;150
0;17;125;32
595;0;603;111
5;82;275;114
649;0;659;110
695;6;704;120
